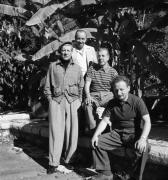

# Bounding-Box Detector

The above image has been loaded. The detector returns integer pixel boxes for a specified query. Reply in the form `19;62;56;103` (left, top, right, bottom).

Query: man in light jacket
44;42;84;175
72;29;97;77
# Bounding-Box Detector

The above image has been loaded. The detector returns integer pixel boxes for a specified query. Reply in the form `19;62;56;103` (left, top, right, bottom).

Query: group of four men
44;29;151;180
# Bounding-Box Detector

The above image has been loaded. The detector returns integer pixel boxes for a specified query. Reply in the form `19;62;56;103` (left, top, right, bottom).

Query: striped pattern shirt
86;63;118;92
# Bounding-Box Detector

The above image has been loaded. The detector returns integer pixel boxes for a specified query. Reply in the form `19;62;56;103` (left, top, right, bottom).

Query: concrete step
1;113;168;167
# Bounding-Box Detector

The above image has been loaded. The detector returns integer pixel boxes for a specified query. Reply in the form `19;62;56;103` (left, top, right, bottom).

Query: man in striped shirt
84;47;118;135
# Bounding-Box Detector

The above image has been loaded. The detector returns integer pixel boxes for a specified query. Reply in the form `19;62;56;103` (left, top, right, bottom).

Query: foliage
0;49;36;110
146;29;168;67
0;0;168;112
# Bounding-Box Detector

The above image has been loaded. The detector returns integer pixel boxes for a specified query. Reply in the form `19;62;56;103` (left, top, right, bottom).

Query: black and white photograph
0;0;168;180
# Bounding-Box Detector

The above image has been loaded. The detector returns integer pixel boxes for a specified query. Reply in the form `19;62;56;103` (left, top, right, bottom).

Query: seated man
91;76;151;180
84;47;118;134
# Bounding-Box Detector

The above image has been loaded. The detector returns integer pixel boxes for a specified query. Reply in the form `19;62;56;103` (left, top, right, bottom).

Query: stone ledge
78;137;168;166
148;139;168;166
0;112;31;130
1;117;168;167
0;112;30;122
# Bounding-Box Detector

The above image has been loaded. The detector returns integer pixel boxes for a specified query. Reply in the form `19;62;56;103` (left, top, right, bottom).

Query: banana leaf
32;28;97;61
80;0;97;5
26;0;75;26
14;0;26;8
0;4;27;16
150;13;168;29
31;0;52;5
32;39;61;61
141;29;165;43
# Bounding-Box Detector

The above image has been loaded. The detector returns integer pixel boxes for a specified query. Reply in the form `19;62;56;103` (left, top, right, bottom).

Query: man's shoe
56;165;72;174
64;163;74;170
47;165;58;174
91;173;113;180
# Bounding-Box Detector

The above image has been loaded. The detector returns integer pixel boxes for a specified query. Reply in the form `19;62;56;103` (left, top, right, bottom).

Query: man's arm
91;117;110;148
135;114;151;153
84;79;93;105
78;69;84;102
140;114;151;140
43;65;52;101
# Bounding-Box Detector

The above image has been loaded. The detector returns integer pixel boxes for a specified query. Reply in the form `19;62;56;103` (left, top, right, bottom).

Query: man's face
98;49;109;67
75;31;87;50
60;44;72;61
113;81;130;101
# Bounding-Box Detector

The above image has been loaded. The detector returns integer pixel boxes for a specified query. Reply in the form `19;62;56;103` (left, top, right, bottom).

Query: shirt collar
126;94;132;105
56;58;74;66
74;44;86;55
99;63;111;73
117;93;132;106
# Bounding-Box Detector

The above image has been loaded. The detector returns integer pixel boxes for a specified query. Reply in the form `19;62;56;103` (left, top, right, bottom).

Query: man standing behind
44;42;84;174
72;29;97;77
84;47;118;134
91;76;151;180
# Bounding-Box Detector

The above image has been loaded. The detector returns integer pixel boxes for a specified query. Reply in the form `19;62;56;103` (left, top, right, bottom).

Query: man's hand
85;95;97;105
135;138;147;154
91;135;99;149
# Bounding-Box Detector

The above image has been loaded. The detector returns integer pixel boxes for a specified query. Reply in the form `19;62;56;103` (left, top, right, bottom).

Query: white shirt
74;46;87;76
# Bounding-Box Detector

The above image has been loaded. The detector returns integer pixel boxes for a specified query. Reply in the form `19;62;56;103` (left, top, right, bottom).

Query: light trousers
48;97;81;166
84;91;114;130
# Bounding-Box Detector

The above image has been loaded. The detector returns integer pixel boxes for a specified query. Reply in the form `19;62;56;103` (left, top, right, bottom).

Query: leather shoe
47;165;58;174
64;163;74;170
91;173;113;180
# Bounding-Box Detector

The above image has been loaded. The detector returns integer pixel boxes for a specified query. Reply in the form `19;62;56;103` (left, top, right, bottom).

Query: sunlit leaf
14;54;27;61
26;0;75;26
31;0;52;5
14;0;26;8
0;4;27;17
31;26;40;37
80;0;97;6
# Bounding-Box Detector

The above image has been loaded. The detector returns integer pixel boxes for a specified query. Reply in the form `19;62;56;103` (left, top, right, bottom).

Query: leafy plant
0;0;168;114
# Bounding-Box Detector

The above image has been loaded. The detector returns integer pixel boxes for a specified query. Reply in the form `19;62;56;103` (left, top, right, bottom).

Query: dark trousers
92;130;150;180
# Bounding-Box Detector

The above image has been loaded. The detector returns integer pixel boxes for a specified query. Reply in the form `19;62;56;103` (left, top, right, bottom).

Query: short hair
112;75;130;88
58;42;73;53
98;47;110;56
75;29;87;39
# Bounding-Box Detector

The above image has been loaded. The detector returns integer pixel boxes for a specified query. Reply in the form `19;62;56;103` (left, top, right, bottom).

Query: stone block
0;113;30;121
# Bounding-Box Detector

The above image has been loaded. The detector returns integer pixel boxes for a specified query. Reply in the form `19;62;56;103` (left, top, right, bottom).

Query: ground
0;140;96;180
0;114;168;180
1;138;168;180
